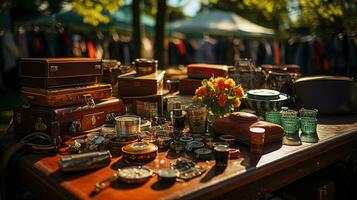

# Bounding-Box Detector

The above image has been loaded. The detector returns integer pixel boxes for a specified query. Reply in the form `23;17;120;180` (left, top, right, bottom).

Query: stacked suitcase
179;64;229;95
14;58;126;140
117;58;169;120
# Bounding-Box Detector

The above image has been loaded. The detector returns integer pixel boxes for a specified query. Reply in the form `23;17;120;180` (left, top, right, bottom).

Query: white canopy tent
168;10;275;37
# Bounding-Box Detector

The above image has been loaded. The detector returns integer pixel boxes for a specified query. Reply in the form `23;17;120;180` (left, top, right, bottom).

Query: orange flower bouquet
193;77;244;118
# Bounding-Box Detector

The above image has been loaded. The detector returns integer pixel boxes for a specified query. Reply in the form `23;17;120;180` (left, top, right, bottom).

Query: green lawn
0;87;21;132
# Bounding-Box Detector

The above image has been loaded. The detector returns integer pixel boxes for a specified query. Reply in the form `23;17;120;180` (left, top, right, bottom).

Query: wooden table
1;115;357;200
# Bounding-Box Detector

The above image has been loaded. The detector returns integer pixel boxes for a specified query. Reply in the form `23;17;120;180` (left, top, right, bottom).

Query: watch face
118;166;152;180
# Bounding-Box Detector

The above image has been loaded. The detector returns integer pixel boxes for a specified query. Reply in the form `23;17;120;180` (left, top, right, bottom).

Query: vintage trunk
13;97;125;139
19;58;103;88
21;84;112;107
117;70;165;96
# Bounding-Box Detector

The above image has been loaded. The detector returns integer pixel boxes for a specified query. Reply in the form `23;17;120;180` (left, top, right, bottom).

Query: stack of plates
244;89;288;115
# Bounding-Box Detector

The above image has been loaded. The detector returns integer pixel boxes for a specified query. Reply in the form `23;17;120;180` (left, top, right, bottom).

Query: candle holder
265;111;282;125
186;103;207;134
282;116;301;146
300;117;319;143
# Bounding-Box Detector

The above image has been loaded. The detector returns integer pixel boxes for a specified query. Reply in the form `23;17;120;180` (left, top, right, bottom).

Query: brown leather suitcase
117;70;165;96
19;58;103;88
21;84;112;108
179;78;202;95
13;97;125;139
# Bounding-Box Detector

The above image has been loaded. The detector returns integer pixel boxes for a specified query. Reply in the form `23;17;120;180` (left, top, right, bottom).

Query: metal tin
219;135;236;146
212;142;229;149
115;115;141;136
214;146;229;167
185;141;205;151
179;136;194;144
229;148;240;159
118;166;153;184
157;168;179;182
194;148;213;160
122;142;158;162
133;58;158;76
58;151;112;172
109;135;138;156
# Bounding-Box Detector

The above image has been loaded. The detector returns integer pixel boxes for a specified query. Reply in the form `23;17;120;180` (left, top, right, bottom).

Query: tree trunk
132;0;142;58
154;0;167;69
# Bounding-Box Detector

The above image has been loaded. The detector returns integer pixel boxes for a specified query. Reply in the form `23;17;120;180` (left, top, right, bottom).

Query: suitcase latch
69;121;81;133
106;113;117;123
50;65;59;72
94;64;101;70
83;94;96;108
34;117;48;131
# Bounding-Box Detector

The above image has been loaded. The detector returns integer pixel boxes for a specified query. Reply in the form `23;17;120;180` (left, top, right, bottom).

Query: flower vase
206;108;232;132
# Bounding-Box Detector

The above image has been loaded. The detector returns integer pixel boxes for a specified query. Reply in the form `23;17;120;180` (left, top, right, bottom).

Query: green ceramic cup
265;111;282;125
299;108;318;118
300;117;319;143
281;116;301;146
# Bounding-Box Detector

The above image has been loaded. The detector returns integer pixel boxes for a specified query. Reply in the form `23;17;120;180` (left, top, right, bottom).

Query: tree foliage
207;0;356;37
71;0;124;26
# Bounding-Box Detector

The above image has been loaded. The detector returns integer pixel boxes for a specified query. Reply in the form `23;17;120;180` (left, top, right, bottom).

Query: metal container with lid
133;58;158;75
115;115;141;136
121;142;158;162
186;103;207;134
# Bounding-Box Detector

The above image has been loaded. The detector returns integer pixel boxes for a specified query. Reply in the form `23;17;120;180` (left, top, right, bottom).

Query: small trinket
228;148;240;159
179;136;194;144
93;165;152;194
185;141;205;152
121;142;158;162
157;168;179;183
59;151;112;172
140;119;152;132
157;136;172;149
101;124;116;138
169;140;184;154
172;158;206;181
194;148;213;161
214;146;230;167
118;166;153;184
219;135;236;146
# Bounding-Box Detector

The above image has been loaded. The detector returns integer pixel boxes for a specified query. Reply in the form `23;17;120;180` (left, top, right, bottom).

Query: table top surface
1;115;357;200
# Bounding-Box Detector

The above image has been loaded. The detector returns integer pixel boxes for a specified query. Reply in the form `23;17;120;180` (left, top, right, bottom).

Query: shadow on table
200;165;227;183
240;141;282;170
151;181;175;190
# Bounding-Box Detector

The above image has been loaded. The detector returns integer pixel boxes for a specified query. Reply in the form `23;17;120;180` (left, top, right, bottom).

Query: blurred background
0;0;356;130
